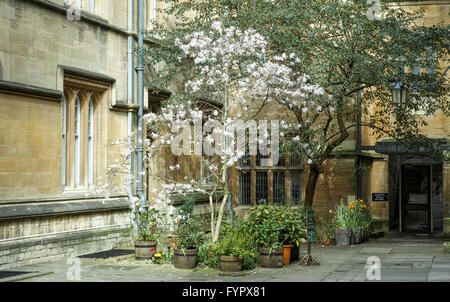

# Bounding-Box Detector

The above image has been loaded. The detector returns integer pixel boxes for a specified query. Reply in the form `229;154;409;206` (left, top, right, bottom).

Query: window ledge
0;197;131;220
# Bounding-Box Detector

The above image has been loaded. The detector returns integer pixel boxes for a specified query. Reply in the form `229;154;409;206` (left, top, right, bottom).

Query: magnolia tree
161;0;449;207
142;21;325;239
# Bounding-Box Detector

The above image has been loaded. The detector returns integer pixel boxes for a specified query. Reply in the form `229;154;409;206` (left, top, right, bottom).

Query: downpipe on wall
128;0;138;238
136;0;147;213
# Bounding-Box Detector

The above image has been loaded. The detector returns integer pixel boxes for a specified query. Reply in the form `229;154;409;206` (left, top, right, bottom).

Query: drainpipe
356;90;362;200
136;0;147;210
128;0;138;238
153;0;157;25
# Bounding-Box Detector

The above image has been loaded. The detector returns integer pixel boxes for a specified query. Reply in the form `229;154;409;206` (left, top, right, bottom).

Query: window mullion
88;97;94;186
74;96;81;188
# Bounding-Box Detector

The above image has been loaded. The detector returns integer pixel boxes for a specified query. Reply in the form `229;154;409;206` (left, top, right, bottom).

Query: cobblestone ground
2;233;450;282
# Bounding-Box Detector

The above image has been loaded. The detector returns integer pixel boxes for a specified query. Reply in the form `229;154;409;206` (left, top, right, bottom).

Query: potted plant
248;205;307;265
215;219;256;272
248;216;284;268
332;202;353;246
348;199;373;244
173;216;207;269
256;222;284;268
134;206;165;260
280;207;307;264
348;201;362;244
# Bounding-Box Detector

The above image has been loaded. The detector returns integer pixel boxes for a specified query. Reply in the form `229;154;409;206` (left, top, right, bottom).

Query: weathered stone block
444;242;450;254
372;217;389;233
444;218;450;234
373;208;383;217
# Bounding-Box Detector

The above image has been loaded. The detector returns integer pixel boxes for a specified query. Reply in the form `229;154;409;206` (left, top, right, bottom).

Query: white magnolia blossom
97;22;328;238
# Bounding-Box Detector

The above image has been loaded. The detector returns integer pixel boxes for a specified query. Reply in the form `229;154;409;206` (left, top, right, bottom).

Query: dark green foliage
136;207;166;242
248;205;307;247
178;195;197;219
174;216;207;249
197;218;258;270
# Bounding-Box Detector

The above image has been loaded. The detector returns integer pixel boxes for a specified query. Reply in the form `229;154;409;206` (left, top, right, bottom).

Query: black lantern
391;79;406;106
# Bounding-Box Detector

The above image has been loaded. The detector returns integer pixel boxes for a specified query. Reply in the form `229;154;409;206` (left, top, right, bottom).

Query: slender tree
143;21;323;239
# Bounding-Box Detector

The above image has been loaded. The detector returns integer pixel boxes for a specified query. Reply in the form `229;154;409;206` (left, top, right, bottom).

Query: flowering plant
135;206;166;242
152;247;173;264
142;20;324;242
348;199;373;232
198;240;220;269
330;200;373;231
330;202;353;229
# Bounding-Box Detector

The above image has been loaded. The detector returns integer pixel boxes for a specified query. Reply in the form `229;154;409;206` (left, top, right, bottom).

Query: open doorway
401;165;431;233
399;164;443;234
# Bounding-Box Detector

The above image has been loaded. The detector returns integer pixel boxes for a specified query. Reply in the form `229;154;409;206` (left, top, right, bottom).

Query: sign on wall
372;193;389;202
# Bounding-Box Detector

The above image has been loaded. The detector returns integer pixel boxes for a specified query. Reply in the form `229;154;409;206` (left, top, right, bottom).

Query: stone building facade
0;0;163;270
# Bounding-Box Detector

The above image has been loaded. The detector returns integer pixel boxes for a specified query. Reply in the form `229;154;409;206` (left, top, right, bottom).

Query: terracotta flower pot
134;240;157;260
283;245;293;265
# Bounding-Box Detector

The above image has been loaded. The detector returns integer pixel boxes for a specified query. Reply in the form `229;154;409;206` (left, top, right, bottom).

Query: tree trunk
209;194;215;237
213;190;229;240
304;166;321;207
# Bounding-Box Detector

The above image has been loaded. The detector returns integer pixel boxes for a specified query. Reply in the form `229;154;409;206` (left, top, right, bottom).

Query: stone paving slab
358;247;392;254
1;233;449;282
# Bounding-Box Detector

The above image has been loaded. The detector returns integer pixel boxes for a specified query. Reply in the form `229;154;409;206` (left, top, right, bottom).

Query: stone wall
0;224;132;270
0;0;135;269
0;92;62;200
312;158;356;216
0;197;133;270
0;0;130;103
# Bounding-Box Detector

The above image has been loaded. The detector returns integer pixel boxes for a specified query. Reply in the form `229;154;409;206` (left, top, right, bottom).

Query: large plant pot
173;248;198;269
290;245;300;262
335;228;352;246
219;256;243;272
283;245;293;265
351;228;362;244
134;240;157;260
259;248;283;268
361;229;369;242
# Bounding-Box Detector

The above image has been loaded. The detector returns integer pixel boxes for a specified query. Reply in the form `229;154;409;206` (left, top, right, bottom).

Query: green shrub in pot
215;219;258;271
174;216;207;250
248;205;307;247
173;216;207;269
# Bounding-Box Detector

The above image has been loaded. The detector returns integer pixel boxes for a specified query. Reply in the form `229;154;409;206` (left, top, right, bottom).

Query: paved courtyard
2;233;449;282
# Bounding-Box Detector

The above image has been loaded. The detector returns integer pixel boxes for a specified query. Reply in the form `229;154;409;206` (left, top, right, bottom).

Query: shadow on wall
312;159;355;216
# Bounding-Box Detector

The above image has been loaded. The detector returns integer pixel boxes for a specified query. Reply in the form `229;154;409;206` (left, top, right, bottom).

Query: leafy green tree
149;0;449;208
